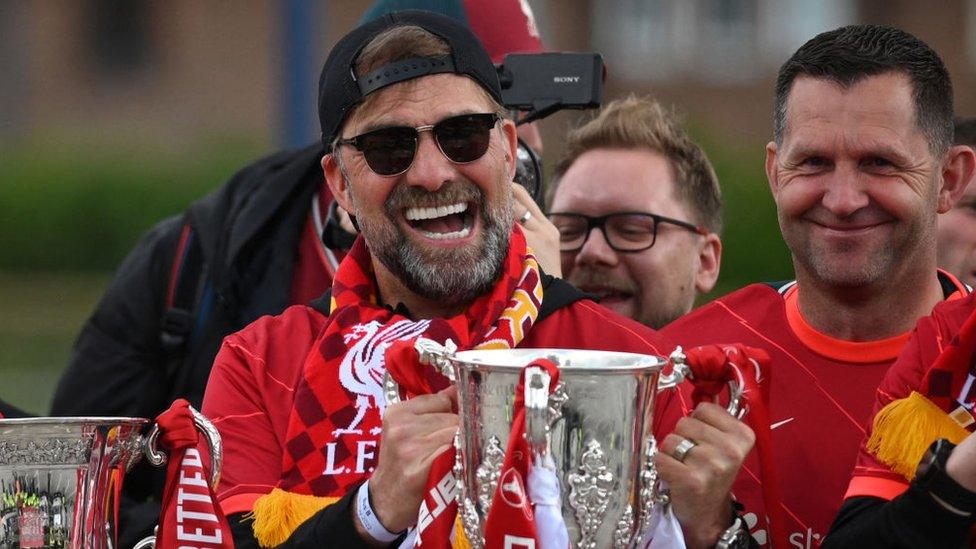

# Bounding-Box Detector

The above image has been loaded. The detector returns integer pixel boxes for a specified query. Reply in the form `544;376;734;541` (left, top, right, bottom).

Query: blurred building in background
2;0;975;152
0;1;355;149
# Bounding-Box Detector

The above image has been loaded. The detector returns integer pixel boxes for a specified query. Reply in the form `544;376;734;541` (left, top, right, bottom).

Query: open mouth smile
403;201;475;240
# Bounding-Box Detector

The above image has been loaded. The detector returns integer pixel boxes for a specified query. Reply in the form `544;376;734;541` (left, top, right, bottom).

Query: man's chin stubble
638;305;686;330
397;241;503;304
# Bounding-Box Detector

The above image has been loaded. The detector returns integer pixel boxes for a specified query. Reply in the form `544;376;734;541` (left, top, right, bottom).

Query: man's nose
821;165;870;217
402;131;453;192
574;226;618;268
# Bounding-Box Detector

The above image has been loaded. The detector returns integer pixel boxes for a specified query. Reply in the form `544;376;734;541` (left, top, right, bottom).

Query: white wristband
356;480;401;543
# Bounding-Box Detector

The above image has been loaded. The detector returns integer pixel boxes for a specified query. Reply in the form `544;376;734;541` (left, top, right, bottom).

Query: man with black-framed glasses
548;95;724;329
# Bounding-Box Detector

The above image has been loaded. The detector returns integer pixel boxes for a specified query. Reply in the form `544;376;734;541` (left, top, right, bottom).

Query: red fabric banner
684;344;786;549
483;358;561;548
154;399;233;549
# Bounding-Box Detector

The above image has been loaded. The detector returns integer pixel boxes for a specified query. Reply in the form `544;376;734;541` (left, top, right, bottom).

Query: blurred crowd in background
2;0;976;414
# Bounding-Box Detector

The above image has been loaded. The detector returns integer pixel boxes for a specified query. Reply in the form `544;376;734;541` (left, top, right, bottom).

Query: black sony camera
498;53;605;207
498;53;604;116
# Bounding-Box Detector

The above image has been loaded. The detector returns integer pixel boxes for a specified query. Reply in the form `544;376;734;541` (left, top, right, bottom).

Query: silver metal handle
636;346;750;543
134;406;222;549
657;346;745;419
132;527;157;549
142;405;223;489
524;365;551;459
383;337;458;405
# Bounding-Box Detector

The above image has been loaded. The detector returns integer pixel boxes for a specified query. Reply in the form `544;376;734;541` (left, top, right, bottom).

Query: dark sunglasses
335;113;500;176
547;211;708;253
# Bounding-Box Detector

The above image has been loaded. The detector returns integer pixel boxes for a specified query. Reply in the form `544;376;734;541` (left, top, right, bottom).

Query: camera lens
514;139;544;208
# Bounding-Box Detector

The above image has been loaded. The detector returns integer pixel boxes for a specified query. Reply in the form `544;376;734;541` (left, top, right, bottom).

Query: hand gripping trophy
385;340;782;548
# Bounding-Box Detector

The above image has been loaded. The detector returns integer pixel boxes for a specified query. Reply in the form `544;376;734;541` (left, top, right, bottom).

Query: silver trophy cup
0;408;220;549
385;340;743;549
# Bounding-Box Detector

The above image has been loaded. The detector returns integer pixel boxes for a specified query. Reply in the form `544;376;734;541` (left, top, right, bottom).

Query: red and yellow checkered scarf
252;227;543;546
869;297;976;480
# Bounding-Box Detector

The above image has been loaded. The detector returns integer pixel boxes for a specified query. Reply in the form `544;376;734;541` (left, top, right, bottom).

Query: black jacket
50;143;326;546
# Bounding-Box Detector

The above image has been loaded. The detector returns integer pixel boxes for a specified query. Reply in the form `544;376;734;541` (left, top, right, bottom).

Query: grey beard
353;180;514;308
393;216;510;306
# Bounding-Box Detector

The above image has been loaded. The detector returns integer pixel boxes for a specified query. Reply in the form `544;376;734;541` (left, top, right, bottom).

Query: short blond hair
552;96;722;233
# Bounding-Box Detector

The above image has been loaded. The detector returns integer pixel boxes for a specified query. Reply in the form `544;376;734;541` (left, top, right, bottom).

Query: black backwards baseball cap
318;9;503;147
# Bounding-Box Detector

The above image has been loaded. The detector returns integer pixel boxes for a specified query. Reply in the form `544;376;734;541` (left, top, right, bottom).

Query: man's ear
500;118;519;181
322;153;355;214
765;141;780;196
937;145;976;213
694;233;722;294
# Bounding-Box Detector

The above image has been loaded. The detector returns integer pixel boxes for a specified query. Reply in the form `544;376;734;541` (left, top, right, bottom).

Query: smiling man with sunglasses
200;11;755;549
549;96;724;329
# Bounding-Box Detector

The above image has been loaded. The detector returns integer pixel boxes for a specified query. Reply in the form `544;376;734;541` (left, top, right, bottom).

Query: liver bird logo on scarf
334;319;432;436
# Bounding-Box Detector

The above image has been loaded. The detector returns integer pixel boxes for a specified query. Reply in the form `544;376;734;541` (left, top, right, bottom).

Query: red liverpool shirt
203;298;674;516
662;275;967;548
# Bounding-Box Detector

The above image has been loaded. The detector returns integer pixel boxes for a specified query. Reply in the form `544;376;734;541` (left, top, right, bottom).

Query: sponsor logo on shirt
788;528;823;549
743;513;766;546
744;513;824;549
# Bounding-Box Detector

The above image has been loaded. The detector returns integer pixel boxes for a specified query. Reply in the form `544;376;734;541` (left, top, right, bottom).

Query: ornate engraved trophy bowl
0;412;219;549
450;348;664;548
385;342;731;549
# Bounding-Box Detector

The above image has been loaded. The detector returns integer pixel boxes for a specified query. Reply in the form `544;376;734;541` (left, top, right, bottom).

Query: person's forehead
553;148;689;215
784;73;917;136
343;73;495;134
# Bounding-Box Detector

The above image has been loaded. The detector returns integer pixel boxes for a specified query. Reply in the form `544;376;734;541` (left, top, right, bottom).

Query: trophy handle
637;346;748;542
132;527;157;549
657;346;745;419
384;337;458;405
142;405;223;489
524;365;551;459
135;406;222;549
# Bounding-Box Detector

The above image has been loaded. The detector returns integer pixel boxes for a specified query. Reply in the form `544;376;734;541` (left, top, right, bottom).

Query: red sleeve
202;306;324;515
846;300;968;501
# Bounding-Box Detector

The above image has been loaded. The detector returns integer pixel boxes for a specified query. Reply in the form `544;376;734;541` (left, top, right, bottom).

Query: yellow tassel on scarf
452;515;473;548
250;488;339;547
866;391;969;480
